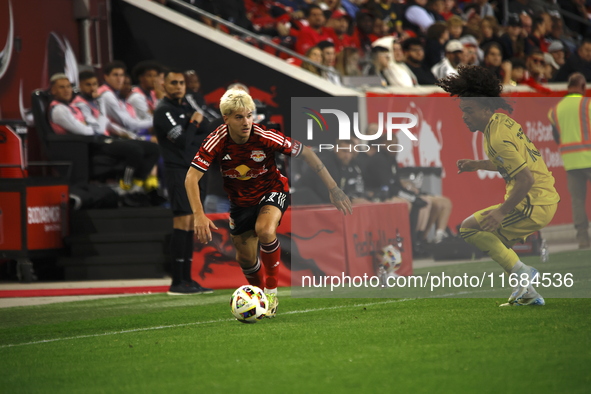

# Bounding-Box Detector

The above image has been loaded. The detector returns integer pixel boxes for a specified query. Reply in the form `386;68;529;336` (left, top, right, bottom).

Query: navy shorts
229;191;289;236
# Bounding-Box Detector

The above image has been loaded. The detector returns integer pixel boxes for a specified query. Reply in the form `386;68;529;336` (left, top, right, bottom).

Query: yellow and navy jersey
484;113;560;206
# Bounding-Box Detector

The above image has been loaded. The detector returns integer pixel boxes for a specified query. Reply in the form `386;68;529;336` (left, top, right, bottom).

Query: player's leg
430;195;453;243
255;204;283;293
255;192;289;317
231;230;264;287
167;168;211;295
229;204;265;287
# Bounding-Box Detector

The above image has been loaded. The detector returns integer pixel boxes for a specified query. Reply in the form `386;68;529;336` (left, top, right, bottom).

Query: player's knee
255;224;277;243
461;216;480;230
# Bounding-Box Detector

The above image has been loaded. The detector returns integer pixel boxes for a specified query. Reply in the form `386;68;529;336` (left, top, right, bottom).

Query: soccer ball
375;244;402;285
230;285;268;323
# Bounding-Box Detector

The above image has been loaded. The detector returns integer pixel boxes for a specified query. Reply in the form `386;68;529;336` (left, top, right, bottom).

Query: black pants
92;139;160;179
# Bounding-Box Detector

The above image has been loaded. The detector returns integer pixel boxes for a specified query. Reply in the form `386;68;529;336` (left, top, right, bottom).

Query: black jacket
153;96;210;169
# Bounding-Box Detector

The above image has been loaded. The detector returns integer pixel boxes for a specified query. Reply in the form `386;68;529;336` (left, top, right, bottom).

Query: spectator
301;46;324;76
98;61;153;134
553;39;591;82
460;36;481;66
482;42;512;85
525;13;549;54
441;0;463;20
426;0;446;22
317;40;342;85
128;61;162;122
327;10;359;53
525;49;550;83
294;4;333;54
446;15;464;40
402;37;438;84
372;36;417;87
431;39;465;80
510;58;527;84
363;45;398;86
353;11;379;65
544;40;565;79
335;47;362;76
405;0;437;34
520;12;533;36
499;15;526;60
51;72;160;193
479;16;503;50
423;21;449;68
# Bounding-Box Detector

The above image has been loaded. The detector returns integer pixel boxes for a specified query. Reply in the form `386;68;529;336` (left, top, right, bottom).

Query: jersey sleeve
190;129;222;172
254;125;303;157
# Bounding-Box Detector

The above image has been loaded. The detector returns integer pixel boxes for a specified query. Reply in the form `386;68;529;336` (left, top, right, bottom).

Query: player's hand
194;213;218;243
480;208;505;232
329;187;353;216
457;159;479;174
190;111;203;124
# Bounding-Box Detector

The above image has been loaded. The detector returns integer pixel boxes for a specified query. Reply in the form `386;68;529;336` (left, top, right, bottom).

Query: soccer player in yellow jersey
437;66;560;306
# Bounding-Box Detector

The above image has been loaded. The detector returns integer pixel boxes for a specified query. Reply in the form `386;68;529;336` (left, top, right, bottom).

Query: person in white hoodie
370;36;417;87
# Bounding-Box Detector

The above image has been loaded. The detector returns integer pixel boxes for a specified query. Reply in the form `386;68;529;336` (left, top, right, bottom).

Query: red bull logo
250;150;266;162
222;164;268;180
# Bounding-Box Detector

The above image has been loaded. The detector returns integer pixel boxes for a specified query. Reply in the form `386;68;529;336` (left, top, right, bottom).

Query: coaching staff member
153;68;213;295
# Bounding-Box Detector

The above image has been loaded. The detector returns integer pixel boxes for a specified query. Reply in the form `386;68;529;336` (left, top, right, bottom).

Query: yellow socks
459;228;519;272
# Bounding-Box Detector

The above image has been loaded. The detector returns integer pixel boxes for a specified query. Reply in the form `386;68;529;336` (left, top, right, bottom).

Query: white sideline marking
0;298;414;349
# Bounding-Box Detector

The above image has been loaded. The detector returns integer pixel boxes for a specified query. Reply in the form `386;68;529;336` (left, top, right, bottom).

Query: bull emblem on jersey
250;150;266;162
222;164;268;180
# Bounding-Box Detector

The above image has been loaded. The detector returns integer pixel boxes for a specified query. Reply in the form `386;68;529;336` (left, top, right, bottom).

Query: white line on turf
0;298;414;349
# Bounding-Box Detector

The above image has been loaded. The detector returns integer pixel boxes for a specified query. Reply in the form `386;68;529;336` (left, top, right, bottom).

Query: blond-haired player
186;89;352;317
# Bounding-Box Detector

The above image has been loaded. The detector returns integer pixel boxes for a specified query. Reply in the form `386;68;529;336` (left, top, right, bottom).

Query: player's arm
480;167;534;232
300;146;353;215
456;159;497;173
185;167;218;243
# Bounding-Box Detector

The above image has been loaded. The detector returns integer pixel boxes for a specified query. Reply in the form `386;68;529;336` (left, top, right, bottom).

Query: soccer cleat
265;292;278;318
189;280;213;294
500;295;545;307
507;266;539;304
167;281;204;295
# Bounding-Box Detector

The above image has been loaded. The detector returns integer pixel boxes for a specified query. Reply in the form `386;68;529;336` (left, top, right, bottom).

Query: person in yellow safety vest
548;72;591;249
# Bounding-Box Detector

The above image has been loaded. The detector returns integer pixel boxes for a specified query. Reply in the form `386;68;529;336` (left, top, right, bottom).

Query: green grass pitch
1;250;590;393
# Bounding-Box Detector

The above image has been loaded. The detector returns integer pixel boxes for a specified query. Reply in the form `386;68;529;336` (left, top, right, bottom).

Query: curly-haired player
437;66;560;306
185;89;352;317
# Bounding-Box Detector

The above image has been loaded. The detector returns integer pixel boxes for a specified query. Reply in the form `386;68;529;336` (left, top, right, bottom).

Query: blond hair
219;88;255;116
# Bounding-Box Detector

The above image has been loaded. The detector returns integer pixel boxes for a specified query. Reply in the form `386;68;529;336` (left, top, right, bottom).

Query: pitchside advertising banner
290;97;590;298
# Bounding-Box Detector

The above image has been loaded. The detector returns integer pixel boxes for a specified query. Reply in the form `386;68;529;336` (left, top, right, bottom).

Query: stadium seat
31;89;125;185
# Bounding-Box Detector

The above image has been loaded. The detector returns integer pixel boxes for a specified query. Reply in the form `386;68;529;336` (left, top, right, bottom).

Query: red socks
260;238;280;290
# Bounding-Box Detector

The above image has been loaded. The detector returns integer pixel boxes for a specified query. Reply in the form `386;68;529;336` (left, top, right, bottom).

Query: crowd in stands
151;0;591;89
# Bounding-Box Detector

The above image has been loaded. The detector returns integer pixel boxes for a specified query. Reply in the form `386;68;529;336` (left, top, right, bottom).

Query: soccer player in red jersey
186;89;352;317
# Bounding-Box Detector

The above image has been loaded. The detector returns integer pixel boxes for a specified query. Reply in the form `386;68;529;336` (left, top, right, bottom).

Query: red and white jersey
191;123;303;207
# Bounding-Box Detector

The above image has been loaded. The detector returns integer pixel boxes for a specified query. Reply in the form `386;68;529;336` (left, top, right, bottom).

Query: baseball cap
459;35;479;48
548;41;564;52
331;10;350;20
507;15;522;27
445;40;464;53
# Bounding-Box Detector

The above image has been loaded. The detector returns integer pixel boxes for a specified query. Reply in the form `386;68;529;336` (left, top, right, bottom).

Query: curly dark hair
436;65;513;113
